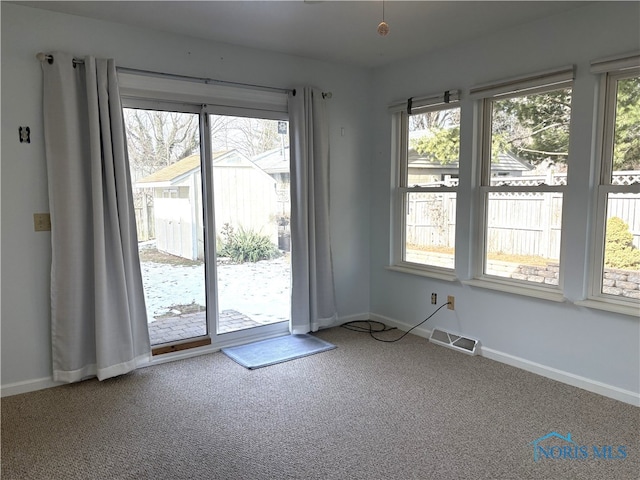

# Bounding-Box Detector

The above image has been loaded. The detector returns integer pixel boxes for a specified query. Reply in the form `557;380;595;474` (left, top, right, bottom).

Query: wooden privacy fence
485;190;563;258
134;190;154;242
406;191;457;249
406;172;640;258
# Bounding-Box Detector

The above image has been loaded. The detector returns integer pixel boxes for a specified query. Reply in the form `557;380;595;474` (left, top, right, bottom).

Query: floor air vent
429;328;479;355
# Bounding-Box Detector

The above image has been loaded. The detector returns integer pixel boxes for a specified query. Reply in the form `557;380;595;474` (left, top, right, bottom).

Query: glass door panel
210;115;291;335
123;108;208;346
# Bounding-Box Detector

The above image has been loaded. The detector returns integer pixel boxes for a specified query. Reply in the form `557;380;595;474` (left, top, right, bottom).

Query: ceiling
13;1;592;68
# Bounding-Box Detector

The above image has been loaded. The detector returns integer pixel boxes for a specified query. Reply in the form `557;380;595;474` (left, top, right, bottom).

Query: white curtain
288;87;338;334
42;52;150;382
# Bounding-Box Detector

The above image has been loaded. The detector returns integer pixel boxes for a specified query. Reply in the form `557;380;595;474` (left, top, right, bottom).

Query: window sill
386;264;457;282
575;298;640;318
463;278;566;302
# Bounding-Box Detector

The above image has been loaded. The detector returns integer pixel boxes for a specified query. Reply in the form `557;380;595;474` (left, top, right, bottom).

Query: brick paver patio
148;309;272;345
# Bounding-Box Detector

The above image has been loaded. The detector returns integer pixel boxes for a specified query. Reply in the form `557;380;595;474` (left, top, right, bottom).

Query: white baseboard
370;311;640;407
369;312;434;339
1;377;64;398
335;312;371;325
480;347;640;407
1;313;371;397
5;312;638;407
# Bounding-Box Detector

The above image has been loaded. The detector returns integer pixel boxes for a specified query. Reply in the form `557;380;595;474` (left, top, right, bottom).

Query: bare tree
125;110;287;176
211;116;284;159
124;109;200;181
409;108;460;131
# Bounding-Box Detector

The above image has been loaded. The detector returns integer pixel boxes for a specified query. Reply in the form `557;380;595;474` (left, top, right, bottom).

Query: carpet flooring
1;327;638;479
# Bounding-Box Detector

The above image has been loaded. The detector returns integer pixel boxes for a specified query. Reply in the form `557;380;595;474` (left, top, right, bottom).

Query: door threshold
152;337;212;356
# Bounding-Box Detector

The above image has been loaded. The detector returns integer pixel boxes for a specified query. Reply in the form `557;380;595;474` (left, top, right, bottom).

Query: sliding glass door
209;115;291;336
123;107;208;349
123;104;290;351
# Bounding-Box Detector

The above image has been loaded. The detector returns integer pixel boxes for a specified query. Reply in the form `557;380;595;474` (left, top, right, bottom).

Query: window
472;68;573;296
587;61;640;313
391;91;460;277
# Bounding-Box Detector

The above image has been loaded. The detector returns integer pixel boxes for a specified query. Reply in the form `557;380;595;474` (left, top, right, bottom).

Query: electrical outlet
447;295;455;310
33;213;51;232
431;293;437;304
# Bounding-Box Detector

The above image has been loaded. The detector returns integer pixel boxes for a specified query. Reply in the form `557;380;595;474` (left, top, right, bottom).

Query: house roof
492;152;534;173
213;150;252;167
136;149;279;189
252;146;289;174
408;150;533;174
212;150;276;183
136;154;201;185
136;151;231;187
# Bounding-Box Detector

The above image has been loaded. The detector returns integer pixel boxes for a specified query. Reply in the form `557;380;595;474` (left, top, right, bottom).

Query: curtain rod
36;52;84;67
36;52;333;99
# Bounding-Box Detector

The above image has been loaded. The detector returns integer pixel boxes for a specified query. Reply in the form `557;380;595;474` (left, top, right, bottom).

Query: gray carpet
2;327;638;479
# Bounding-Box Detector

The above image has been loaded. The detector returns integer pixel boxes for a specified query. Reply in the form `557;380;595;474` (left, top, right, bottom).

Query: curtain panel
42;52;150;382
288;87;338;334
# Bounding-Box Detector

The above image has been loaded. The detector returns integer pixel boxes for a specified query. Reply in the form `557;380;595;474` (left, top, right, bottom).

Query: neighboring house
252;145;291;250
136;150;278;260
408;149;533;185
408;127;534;184
252;145;290;208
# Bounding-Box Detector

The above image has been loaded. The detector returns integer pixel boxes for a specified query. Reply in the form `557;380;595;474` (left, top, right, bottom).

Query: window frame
468;68;574;301
581;65;640;316
389;92;460;281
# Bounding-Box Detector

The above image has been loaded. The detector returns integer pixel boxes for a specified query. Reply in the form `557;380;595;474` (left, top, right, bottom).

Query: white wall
2;2;639;405
370;2;640;403
1;3;371;388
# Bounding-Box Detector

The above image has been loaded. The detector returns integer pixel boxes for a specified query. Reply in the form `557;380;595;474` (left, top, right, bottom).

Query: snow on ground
140;256;291;325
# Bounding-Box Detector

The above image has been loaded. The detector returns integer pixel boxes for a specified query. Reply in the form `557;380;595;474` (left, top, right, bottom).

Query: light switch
33;213;51;232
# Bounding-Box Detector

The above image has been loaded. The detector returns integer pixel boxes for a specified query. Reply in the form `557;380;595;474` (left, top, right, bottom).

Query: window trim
470;66;574;98
118;72;288;119
462;278;566;303
390;94;461;279
590;52;640;75
581;66;640;315
472;69;574;294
